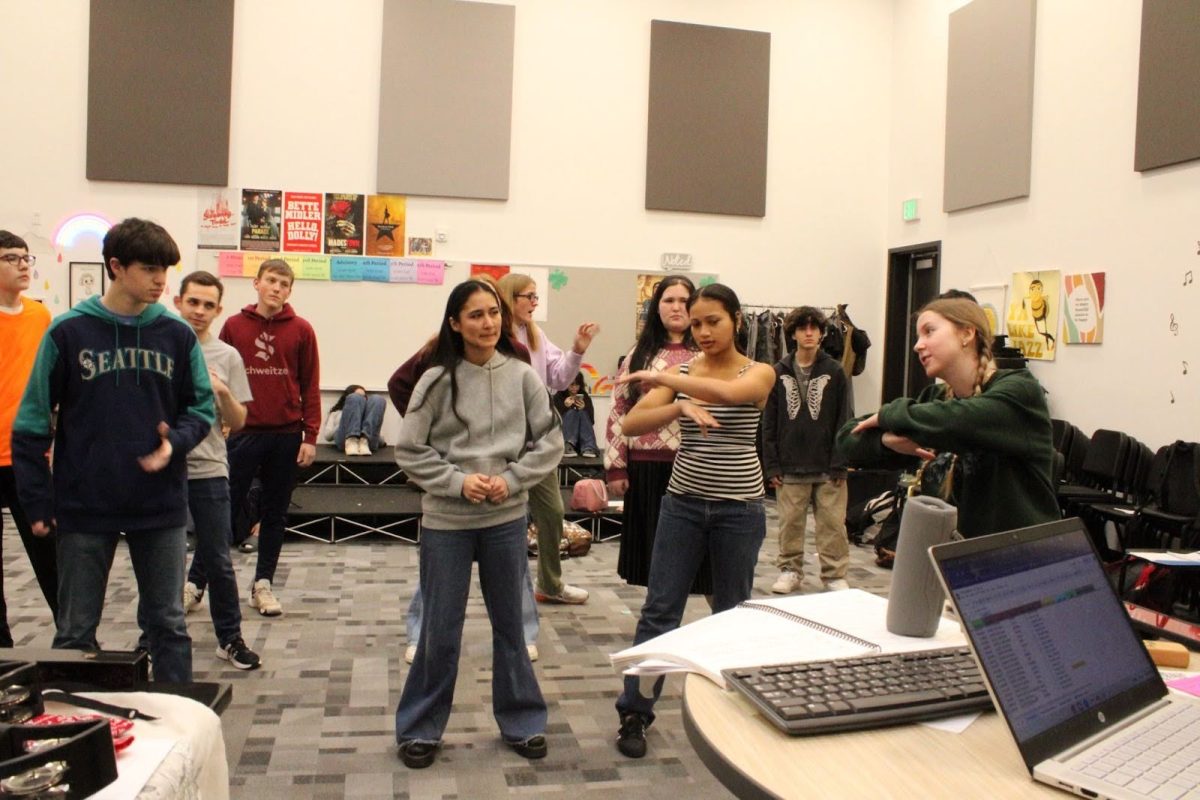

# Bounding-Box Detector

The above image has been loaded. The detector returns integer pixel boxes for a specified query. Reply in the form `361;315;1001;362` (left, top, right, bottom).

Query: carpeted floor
0;503;892;799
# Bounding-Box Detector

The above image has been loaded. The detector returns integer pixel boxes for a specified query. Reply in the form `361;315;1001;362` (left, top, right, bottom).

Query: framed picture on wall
69;262;105;308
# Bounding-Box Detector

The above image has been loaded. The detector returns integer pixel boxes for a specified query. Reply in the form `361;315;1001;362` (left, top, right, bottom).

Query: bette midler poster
1006;270;1060;361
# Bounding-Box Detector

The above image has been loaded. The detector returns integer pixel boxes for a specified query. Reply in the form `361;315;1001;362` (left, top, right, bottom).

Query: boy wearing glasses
12;218;214;681
0;231;58;644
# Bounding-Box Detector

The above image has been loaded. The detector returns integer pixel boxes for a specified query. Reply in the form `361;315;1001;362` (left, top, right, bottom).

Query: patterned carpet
0;503;892;799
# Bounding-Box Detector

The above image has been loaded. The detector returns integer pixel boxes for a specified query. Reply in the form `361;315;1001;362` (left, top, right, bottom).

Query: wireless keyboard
722;646;992;735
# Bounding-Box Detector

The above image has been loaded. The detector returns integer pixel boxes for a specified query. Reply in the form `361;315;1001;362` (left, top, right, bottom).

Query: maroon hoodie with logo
219;303;321;444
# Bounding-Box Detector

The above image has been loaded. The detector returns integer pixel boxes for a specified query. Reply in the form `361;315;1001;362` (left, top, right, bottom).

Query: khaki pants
528;469;565;595
775;480;849;581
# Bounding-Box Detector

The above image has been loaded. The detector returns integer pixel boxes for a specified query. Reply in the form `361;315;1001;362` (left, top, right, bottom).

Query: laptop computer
930;517;1200;800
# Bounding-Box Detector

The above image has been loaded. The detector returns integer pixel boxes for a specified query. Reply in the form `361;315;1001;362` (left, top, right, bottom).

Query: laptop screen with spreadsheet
932;518;1167;770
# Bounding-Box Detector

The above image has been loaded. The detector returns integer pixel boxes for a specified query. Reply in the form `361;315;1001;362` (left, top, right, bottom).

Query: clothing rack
742;303;838;315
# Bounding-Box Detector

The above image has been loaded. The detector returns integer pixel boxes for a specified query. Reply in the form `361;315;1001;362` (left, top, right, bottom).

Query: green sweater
836;369;1059;538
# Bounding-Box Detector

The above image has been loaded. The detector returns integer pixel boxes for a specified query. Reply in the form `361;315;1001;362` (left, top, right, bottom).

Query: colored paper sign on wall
416;260;445;285
471;264;509;281
217;250;245;277
282;191;323;253
362;258;391;282
242;252;270;278
389;259;417;283
298;254;331;281
1006;270;1061;361
365;194;406;257
1061;272;1105;344
331;256;364;281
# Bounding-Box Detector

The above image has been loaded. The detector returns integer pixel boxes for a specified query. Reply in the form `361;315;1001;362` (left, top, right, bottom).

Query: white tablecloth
44;691;229;800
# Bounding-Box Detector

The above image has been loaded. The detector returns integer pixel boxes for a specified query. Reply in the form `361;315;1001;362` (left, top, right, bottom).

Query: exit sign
902;198;920;222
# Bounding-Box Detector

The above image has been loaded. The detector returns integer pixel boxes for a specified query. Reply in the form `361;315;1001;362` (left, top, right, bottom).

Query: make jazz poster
1061;272;1105;345
240;189;282;252
197;187;239;249
365;194;405;256
282;192;323;253
1006;270;1061;361
324;193;365;255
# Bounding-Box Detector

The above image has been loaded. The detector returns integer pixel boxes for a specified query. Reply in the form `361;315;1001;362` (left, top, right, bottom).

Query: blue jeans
334;394;386;451
183;478;244;647
615;493;766;722
560;408;597;453
55;527;192;683
396;517;547;744
406;555;539;646
226;431;301;585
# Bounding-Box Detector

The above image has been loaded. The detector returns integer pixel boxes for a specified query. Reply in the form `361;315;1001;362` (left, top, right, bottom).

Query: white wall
0;0;893;407
887;0;1200;449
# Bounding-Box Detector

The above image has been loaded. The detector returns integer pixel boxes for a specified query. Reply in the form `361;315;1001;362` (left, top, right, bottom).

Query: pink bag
570;478;608;512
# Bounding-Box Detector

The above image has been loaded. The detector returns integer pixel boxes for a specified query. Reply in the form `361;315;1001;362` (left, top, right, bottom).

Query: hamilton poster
365;194;406;256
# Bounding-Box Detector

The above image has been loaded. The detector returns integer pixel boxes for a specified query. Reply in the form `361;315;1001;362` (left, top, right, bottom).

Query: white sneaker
344;439;357;456
527;644;539;662
249;579;283;616
183;581;204;614
823;578;850;592
405;644;417;664
771;571;802;594
535;584;589;604
358;437;372;456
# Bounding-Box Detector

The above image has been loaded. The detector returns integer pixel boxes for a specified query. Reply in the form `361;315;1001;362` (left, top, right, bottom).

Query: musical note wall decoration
1170;313;1179;336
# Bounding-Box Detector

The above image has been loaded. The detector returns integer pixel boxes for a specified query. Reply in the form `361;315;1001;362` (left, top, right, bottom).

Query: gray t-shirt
188;337;253;480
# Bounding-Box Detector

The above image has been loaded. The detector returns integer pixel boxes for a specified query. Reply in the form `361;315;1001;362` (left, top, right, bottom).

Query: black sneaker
617;712;649;758
398;739;439;769
216;638;261;670
506;734;547;760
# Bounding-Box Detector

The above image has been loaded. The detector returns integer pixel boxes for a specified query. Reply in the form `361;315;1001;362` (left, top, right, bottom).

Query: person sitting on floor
553;372;599;458
322;384;386;456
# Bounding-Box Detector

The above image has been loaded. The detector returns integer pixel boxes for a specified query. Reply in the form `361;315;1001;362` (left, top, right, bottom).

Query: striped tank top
666;362;765;501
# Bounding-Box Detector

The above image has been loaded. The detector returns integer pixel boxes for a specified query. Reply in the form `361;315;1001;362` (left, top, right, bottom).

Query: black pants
0;466;60;645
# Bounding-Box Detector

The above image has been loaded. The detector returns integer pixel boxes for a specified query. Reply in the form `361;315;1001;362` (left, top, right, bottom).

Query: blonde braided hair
917;298;996;399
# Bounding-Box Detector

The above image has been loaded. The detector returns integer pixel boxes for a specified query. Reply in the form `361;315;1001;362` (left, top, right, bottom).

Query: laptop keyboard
1068;702;1200;798
723;646;992;735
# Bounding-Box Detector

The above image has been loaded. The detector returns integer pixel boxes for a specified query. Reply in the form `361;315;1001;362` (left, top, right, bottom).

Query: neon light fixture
54;213;112;250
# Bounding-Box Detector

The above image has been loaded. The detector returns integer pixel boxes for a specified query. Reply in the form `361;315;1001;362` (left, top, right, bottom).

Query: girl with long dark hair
603;276;711;592
610;283;775;759
393;279;563;769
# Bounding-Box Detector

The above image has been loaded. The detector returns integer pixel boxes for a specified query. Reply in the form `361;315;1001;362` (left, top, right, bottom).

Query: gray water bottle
886;495;959;637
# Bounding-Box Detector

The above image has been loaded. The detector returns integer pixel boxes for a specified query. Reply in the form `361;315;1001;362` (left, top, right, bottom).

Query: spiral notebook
610;589;967;689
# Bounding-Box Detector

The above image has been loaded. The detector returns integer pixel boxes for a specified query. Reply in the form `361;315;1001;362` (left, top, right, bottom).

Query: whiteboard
195;252;714;394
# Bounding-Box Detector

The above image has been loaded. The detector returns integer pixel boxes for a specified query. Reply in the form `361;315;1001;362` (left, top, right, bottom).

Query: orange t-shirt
0;297;52;466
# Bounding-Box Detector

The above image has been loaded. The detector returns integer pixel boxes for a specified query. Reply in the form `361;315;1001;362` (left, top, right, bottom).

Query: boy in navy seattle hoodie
12;218;214;682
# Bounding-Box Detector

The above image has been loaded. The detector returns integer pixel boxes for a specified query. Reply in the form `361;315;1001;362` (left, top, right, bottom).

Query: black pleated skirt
617;459;714;595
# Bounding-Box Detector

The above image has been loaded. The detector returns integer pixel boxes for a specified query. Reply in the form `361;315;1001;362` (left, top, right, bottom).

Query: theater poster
240;189;282;252
282;192;323;253
365;194;405;256
1061;272;1105;344
1006;270;1061;361
323;193;365;255
197;187;239;249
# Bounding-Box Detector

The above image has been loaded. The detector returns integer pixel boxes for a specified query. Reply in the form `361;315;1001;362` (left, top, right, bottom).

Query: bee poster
1006;270;1061;361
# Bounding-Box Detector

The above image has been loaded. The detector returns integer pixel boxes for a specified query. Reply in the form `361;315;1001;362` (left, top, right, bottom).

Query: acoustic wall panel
943;0;1037;213
377;0;515;201
87;0;233;186
645;20;770;218
1134;0;1200;172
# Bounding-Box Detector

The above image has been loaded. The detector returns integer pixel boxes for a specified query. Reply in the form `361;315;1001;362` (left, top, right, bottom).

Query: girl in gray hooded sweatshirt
393;279;564;769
